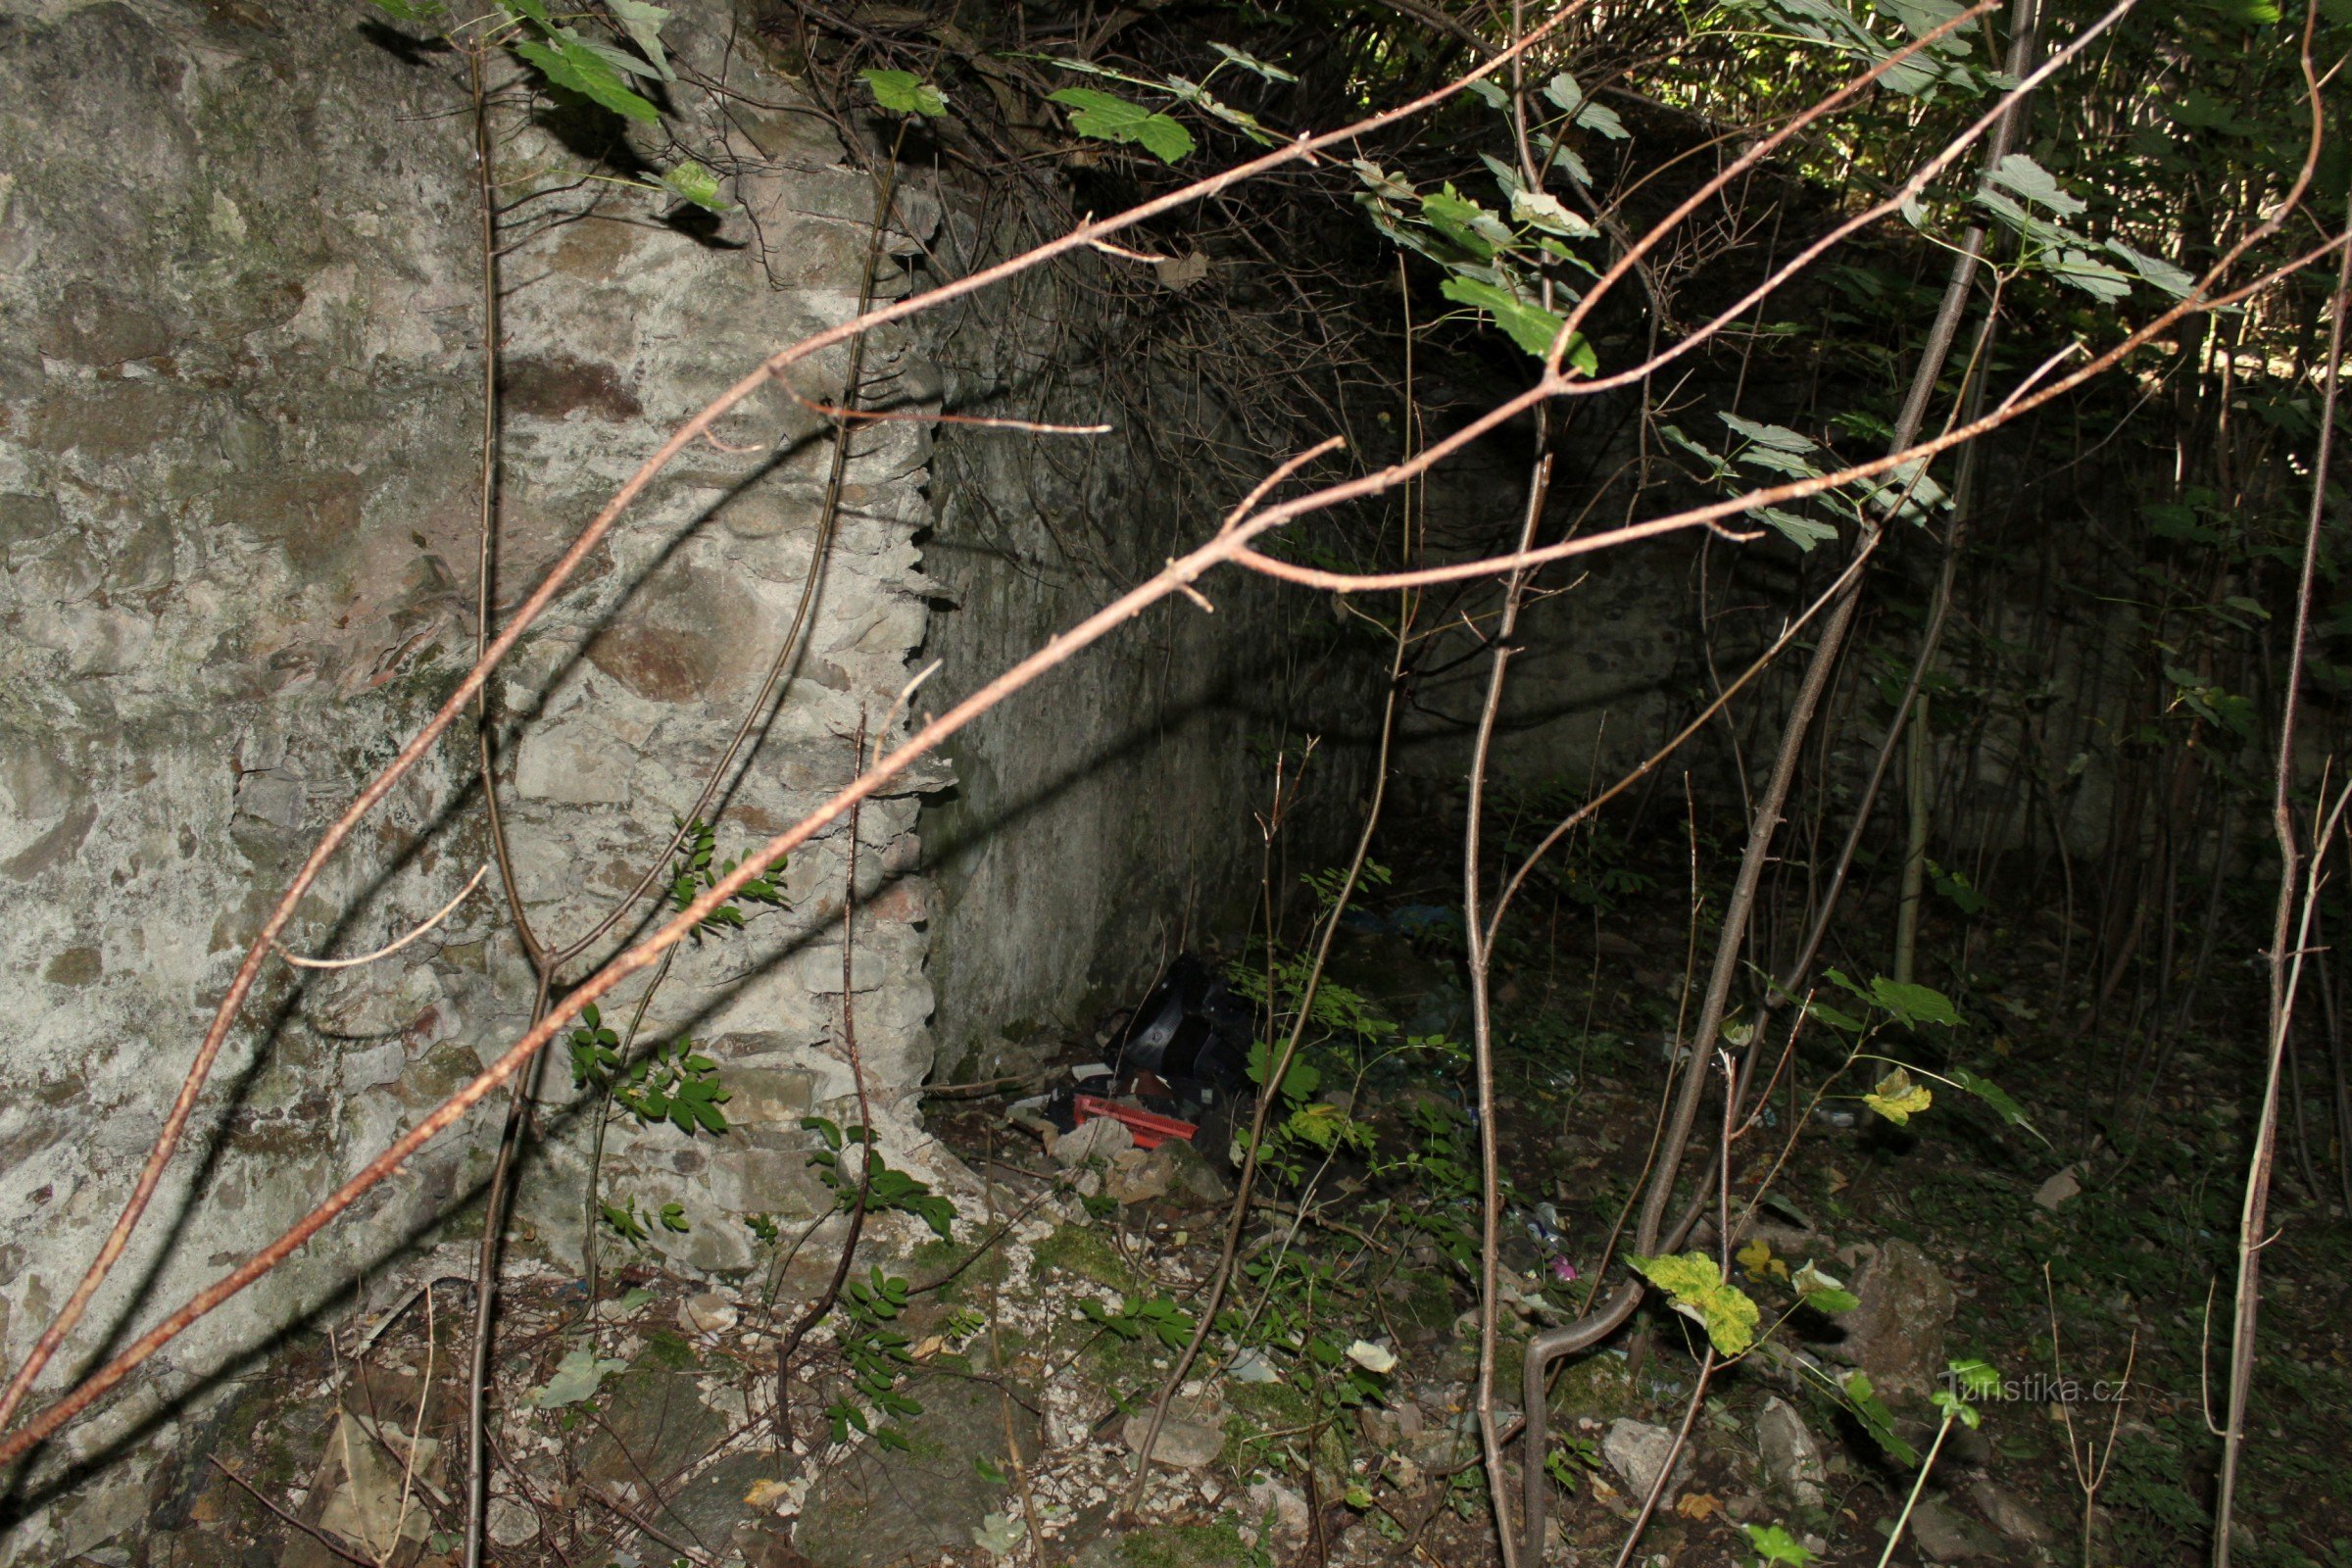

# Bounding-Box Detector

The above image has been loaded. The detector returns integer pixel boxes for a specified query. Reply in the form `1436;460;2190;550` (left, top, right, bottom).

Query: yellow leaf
1863;1067;1934;1126
1737;1237;1774;1277
1675;1492;1722;1520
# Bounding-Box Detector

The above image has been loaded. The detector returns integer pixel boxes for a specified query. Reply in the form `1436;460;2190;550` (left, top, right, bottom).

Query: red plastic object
1073;1095;1198;1149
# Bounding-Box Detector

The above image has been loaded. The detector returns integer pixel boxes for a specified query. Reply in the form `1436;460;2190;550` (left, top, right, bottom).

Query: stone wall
0;4;956;1554
914;231;1379;1078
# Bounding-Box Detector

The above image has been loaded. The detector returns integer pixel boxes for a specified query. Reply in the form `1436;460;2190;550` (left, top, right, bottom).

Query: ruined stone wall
0;5;956;1555
913;230;1381;1078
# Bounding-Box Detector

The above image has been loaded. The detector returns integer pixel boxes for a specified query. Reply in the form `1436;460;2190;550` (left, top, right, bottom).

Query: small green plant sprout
1629;1250;1762;1356
828;1264;921;1448
1745;1521;1815;1566
599;1194;689;1246
1834;1368;1918;1466
566;1003;622;1088
529;1346;629;1408
801;1116;957;1239
668;817;786;934
1877;1358;2001;1568
744;1211;781;1247
612;1036;730;1135
1077;1292;1195;1349
1544;1431;1603;1491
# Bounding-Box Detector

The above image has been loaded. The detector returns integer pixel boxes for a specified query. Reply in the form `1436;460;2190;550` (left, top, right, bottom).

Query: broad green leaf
973;1512;1026;1554
1948;1356;2001;1397
1841;1370;1919;1464
1721;412;1816;453
1867;977;1962;1027
1541;73;1584;113
1791;1260;1857;1312
1439;275;1598;370
1739;447;1825;479
2048;248;2134;301
1976;188;2074;250
1987;154;2086;217
1806;1001;1865;1033
1511;186;1596;239
608;0;675;79
514;37;661;122
1630;1250;1761;1356
862;68;948;118
1750;506;1838;552
1352;160;1414;201
1863;1066;1934;1126
1209;41;1297;81
660;159;733;213
1745;1521;1815;1565
532;1347;629;1407
1465;78;1508;109
1050;87;1193;163
2105;238;2197;299
1422;184;1513;255
1576;99;1629;139
1881;0;1972;40
1947;1067;2035;1133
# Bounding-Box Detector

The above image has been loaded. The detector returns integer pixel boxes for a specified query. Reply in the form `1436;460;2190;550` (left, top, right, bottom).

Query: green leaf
1947;1067;2031;1130
1749;506;1838;552
1439;275;1597;370
1049;87;1194;164
1948;1356;2001;1397
1791;1260;1858;1313
1866;977;1962;1027
2049;247;2134;302
1721;412;1816;453
660;159;734;213
1986;154;2086;218
1209;41;1297;81
861;68;948;118
1841;1370;1919;1465
2104;238;2197;299
1806;1001;1865;1033
367;0;448;22
513;37;661;123
973;1513;1027;1555
1629;1250;1761;1356
1863;1066;1934;1126
1744;1522;1815;1566
1246;1038;1322;1101
1575;99;1629;139
1510;186;1596;239
974;1453;1008;1484
532;1347;629;1406
607;0;675;80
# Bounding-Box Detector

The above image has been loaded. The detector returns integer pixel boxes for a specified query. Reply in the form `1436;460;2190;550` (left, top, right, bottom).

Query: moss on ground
1033;1222;1140;1290
1109;1517;1258;1568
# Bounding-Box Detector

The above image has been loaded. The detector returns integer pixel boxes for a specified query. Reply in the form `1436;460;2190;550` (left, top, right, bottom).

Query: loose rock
1123;1411;1224;1470
1908;1496;1998;1561
1052;1116;1134;1167
1755;1396;1827;1507
1839;1240;1956;1399
1602;1419;1687;1503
